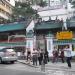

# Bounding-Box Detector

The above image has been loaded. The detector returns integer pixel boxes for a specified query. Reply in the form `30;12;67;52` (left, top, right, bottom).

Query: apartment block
0;0;15;19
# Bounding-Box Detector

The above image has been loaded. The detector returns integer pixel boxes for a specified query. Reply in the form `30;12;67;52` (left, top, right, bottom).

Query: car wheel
0;57;2;63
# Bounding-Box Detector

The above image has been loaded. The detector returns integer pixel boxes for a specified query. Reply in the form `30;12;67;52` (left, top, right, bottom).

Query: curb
18;60;39;68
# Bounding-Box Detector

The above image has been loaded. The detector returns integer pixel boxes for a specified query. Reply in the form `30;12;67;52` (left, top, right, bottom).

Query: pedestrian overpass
0;21;27;48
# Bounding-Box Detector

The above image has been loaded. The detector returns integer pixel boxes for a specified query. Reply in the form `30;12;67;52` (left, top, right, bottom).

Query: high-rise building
6;0;15;6
0;0;15;19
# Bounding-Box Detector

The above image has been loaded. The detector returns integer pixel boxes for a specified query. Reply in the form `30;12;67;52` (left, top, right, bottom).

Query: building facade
32;18;75;57
0;0;15;20
0;0;75;57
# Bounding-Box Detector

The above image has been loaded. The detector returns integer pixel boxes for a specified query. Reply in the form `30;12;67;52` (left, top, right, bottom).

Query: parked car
0;48;17;63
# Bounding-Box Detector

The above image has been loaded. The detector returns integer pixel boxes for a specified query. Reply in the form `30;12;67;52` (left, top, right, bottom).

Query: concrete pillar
63;20;67;30
46;37;54;57
33;35;36;49
26;38;34;56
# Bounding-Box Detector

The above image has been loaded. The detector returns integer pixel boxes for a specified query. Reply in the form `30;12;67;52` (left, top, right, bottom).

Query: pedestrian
27;48;31;64
40;49;43;65
60;49;65;63
32;49;38;66
38;49;42;65
52;47;58;63
44;51;49;64
64;46;72;68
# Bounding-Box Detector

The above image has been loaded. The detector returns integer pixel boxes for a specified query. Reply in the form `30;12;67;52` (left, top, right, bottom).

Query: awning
34;21;62;30
53;39;75;45
0;22;27;32
0;42;26;47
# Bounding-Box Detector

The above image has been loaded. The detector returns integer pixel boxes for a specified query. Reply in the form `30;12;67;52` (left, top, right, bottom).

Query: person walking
44;51;49;64
32;49;38;66
26;48;31;64
60;49;65;63
38;49;42;65
64;46;72;68
52;47;58;63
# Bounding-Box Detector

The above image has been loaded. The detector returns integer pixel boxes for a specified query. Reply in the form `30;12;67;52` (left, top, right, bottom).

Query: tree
31;0;47;7
38;1;47;7
72;0;75;8
12;1;39;21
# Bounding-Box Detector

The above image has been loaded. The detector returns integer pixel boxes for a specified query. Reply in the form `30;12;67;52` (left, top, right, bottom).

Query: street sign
56;31;73;40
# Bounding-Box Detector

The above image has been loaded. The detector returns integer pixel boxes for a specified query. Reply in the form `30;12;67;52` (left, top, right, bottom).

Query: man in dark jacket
44;51;49;64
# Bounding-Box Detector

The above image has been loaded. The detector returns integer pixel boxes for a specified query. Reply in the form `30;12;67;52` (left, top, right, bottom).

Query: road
45;62;75;75
0;62;45;75
1;61;75;75
18;60;75;75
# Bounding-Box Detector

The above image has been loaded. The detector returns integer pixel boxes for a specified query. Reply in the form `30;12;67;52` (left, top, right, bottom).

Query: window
6;5;10;10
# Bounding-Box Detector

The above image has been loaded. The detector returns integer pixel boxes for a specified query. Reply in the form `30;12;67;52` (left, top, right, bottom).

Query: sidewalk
18;60;40;68
45;62;75;71
18;60;75;75
18;60;75;71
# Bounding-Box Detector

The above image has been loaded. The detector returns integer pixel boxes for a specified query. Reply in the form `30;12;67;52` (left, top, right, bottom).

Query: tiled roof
34;20;63;30
0;42;26;46
0;22;27;32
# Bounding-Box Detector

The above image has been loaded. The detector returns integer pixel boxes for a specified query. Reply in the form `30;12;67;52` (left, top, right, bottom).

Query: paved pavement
18;60;75;75
45;62;75;75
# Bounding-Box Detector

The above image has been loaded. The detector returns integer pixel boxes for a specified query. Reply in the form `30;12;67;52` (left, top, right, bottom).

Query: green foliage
31;0;47;7
12;1;39;20
38;1;47;7
72;1;75;8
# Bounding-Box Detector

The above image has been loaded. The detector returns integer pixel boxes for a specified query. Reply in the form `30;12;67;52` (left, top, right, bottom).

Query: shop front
52;31;75;56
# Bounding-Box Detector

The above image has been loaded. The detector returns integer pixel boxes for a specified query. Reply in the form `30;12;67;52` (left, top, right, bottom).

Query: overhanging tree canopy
12;1;39;21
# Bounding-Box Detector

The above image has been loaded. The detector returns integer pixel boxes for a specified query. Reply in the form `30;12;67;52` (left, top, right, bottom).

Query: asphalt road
0;62;45;75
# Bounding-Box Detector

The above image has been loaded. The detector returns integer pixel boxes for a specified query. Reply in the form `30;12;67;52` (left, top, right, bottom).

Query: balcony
0;12;9;19
0;4;12;14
